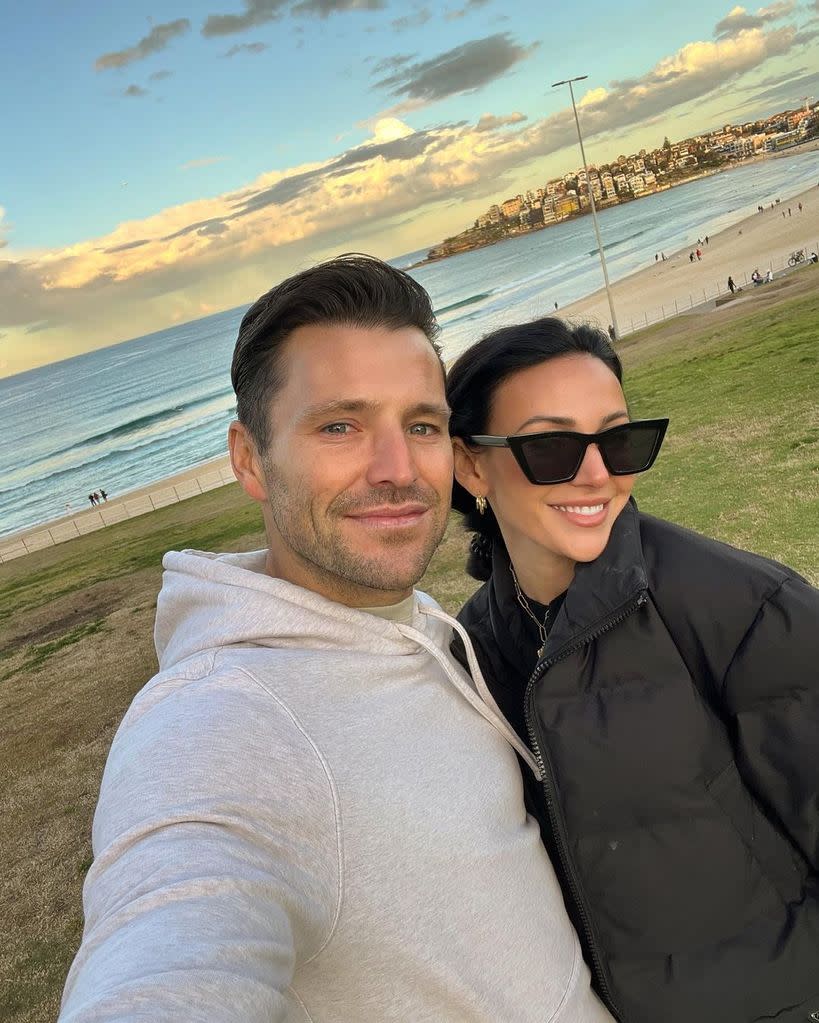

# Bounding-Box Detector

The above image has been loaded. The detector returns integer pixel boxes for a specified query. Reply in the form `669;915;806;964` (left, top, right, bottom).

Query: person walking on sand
99;489;107;502
727;275;736;294
696;247;702;260
59;255;611;1023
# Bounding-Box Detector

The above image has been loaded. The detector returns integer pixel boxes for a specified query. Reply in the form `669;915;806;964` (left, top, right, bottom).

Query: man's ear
228;421;268;503
452;437;486;498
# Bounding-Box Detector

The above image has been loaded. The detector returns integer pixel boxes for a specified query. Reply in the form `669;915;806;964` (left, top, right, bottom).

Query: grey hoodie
60;549;612;1023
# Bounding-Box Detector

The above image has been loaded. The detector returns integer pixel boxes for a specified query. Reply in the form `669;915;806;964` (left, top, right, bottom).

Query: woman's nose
573;442;610;485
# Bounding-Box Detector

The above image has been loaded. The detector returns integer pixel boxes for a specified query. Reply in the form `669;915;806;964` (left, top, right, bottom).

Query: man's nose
366;428;417;489
572;442;610;486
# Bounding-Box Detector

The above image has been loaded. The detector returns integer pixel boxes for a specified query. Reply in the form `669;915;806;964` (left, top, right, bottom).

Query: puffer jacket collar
488;499;649;663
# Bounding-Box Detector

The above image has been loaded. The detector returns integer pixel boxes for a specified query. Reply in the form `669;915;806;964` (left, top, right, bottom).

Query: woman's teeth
554;504;604;515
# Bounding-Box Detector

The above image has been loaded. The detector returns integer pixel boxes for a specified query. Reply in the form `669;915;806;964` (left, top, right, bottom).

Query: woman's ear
452;437;486;498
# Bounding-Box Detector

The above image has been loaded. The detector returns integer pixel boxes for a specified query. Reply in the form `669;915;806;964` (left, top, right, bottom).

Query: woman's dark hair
446;316;623;580
232;253;442;452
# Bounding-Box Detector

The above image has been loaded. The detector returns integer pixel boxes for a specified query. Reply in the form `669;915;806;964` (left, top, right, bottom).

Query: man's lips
345;504;431;527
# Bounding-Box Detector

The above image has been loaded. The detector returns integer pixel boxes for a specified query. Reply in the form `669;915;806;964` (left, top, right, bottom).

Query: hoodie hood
154;548;444;672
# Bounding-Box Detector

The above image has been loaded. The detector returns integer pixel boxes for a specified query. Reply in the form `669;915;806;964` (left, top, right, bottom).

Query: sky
2;0;819;378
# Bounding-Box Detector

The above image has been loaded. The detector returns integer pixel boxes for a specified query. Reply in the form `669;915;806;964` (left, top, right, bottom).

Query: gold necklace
510;562;550;658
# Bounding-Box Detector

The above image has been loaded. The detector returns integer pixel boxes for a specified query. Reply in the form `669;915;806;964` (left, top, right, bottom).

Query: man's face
243;323;452;606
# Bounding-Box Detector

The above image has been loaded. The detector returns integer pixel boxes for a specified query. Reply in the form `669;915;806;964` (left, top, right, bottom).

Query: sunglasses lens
520;435;585;483
602;423;663;473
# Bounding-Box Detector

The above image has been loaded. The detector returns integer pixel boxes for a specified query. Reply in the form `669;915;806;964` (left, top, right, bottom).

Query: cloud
104;239;152;253
202;0;383;34
149;69;174;81
197;221;230;235
714;1;795;38
202;0;287;37
180;156;229;170
475;111;526;130
290;0;386;15
734;65;819;112
123;84;148;98
374;33;540;103
1;20;808;355
371;53;415;74
95;19;191;70
224;41;269;55
446;0;491;19
391;8;431;30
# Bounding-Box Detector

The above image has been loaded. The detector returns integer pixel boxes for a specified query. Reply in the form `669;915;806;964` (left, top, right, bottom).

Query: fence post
644;311;648;326
675;298;679;314
661;304;665;319
689;294;693;308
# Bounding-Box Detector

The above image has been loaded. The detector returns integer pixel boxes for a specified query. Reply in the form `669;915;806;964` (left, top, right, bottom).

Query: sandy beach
5;174;819;556
561;180;819;331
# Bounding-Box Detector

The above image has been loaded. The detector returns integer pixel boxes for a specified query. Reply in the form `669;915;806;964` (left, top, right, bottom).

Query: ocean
2;149;818;538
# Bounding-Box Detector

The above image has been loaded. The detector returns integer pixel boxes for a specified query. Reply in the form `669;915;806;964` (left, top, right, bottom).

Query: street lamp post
553;75;621;341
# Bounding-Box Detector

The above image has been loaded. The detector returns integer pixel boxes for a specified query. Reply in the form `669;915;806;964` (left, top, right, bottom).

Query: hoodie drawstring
405;606;541;780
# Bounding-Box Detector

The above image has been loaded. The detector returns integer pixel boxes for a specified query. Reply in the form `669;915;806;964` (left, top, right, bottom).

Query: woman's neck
504;539;575;605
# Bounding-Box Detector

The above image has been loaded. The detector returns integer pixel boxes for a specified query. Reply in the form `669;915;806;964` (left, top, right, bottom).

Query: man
60;255;611;1022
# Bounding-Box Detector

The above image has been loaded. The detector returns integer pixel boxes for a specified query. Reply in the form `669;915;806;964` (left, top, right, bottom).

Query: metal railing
0;463;237;564
618;239;819;336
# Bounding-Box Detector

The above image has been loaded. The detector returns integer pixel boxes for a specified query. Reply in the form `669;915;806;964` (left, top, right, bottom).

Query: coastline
560;180;819;331
5;171;819;553
410;140;819;270
1;455;235;555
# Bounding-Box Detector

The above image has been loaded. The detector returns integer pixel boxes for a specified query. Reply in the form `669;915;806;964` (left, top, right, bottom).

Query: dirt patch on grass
2;569;159;656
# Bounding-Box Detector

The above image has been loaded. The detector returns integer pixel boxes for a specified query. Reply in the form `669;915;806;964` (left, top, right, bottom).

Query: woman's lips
549;500;610;527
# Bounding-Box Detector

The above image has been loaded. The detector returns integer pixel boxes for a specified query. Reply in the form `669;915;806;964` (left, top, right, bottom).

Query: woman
446;317;819;1023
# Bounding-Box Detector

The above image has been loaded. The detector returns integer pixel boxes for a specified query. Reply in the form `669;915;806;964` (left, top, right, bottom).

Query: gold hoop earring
476;495;488;515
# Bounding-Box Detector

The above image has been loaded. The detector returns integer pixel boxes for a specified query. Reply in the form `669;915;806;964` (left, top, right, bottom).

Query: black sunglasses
468;418;669;485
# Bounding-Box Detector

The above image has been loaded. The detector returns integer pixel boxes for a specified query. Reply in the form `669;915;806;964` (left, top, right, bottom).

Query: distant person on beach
752;268;763;284
607;324;616;342
446;315;819;1023
87;494;96;507
689;251;695;262
727;275;736;294
696;247;702;260
99;489;107;502
765;269;773;283
59;255;611;1023
554;301;559;310
811;251;818;263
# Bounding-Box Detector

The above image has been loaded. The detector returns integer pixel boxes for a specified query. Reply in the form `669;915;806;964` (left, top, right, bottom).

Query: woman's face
461;353;636;584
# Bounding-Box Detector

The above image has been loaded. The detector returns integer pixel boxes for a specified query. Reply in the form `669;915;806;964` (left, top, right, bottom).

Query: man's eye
409;423;439;436
321;423;351;435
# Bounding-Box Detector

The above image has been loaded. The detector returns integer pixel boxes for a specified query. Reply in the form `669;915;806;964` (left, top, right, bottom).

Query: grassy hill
0;266;817;1022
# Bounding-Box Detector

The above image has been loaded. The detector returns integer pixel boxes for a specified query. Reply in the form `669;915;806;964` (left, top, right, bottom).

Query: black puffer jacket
457;501;819;1023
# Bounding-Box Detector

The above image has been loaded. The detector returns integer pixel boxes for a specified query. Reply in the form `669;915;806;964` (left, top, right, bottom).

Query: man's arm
59;668;341;1022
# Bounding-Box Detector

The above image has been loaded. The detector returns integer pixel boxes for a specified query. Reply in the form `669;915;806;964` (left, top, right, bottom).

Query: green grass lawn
0;274;817;1022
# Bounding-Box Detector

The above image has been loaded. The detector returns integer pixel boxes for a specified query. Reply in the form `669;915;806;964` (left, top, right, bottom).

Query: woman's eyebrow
515;410;629;431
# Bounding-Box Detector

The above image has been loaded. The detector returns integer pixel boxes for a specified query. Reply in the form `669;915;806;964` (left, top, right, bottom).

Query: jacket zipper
523;591;647;1021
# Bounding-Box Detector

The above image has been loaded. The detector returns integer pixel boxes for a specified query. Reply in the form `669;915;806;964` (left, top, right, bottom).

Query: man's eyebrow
407;402;451;421
298;399;451;423
515;410;629;431
299;399;380;422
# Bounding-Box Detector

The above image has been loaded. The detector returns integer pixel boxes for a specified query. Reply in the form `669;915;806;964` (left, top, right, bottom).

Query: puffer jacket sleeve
722;575;819;871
